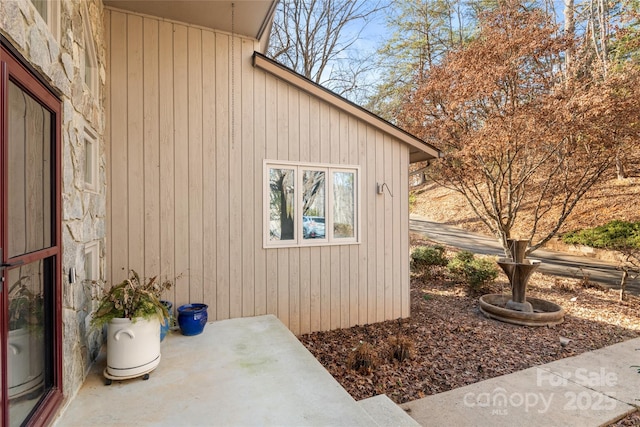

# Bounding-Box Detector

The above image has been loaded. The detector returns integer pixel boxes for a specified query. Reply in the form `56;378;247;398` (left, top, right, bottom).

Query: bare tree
399;1;640;257
267;0;386;101
564;0;640;179
367;0;469;121
563;0;576;75
269;169;295;240
617;248;640;301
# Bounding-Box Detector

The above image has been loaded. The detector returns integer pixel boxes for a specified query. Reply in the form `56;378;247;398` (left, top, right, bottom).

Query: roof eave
103;0;278;47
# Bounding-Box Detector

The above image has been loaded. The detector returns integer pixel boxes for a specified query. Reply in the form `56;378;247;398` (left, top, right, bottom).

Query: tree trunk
619;268;629;301
563;0;575;77
280;193;294;240
616;152;627;180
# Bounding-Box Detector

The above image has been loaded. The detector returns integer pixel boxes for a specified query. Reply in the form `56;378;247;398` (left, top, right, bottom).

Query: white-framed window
84;241;100;282
84;127;98;192
30;0;60;41
264;160;360;248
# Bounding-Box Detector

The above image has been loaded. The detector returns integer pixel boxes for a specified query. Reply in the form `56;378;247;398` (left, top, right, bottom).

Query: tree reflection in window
333;171;355;238
265;162;358;246
269;168;295;240
302;170;325;239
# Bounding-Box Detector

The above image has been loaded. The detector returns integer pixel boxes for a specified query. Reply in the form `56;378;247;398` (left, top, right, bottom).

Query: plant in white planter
91;271;172;382
9;278;43;331
8;276;44;397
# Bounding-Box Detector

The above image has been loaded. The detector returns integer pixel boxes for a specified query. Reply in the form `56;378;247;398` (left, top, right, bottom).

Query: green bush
447;251;498;291
562;220;640;250
409;191;417;210
411;245;448;276
446;251;474;279
452;250;475;263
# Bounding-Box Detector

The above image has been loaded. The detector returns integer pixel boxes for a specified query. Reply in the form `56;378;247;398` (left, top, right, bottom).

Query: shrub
447;251;498;292
562;220;640;250
553;278;575;293
411;245;448;276
409;191;417;209
446;250;474;279
348;341;377;374
453;250;475;263
334;223;354;238
389;335;414;362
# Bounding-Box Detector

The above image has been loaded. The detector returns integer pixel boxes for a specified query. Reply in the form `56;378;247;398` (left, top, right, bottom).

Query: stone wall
0;0;106;402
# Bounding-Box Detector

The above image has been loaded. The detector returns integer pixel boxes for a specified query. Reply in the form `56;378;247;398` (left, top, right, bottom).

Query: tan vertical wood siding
105;9;411;335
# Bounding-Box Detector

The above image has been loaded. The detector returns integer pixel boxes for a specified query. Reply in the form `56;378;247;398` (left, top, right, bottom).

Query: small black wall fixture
376;182;393;197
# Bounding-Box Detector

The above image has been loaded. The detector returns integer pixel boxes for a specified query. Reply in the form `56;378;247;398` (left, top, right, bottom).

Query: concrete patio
53;315;417;426
53;313;640;426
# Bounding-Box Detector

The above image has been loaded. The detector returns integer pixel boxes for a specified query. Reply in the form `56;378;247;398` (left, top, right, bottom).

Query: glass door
1;44;62;427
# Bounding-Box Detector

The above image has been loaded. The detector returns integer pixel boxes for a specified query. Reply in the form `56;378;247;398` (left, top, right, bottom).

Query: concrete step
359;394;421;427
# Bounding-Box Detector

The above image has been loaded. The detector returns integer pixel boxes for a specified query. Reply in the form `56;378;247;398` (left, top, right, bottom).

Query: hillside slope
411;177;640;240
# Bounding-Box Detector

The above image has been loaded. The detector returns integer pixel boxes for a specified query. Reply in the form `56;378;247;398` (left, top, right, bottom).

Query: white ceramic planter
106;317;161;378
8;327;44;397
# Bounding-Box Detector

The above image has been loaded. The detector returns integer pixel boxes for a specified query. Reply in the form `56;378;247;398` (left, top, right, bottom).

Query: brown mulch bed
608;412;640;426
298;238;640;407
297;179;640;423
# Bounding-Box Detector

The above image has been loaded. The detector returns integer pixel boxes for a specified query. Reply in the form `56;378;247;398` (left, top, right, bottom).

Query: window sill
264;240;360;250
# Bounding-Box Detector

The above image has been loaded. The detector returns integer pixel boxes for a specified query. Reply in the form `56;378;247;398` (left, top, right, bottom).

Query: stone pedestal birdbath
479;239;565;326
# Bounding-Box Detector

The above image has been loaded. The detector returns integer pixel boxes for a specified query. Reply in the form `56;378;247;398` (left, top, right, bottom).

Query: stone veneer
0;0;106;402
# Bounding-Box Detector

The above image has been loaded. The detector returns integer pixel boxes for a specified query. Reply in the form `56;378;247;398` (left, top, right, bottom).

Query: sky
339;2;579;76
318;0;609;104
347;0;573;53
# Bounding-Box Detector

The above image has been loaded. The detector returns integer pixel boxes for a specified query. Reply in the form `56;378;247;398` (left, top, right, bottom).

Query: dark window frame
1;41;63;427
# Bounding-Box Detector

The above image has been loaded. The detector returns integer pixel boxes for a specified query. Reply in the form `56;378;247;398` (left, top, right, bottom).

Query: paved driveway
409;217;640;295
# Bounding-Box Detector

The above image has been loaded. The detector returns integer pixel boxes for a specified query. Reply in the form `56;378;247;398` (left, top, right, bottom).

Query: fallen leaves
298;256;640;405
411;177;640;242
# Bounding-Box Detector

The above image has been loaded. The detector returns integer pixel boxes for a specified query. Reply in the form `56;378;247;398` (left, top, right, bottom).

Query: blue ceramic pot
177;303;208;336
160;300;173;341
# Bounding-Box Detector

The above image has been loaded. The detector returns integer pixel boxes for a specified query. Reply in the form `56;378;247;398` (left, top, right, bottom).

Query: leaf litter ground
298;178;640;424
298;236;640;426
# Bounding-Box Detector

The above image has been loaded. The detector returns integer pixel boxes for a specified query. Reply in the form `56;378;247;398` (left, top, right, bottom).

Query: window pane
333;171;355;238
302;170;326;239
269;168;295;241
31;0;47;21
84;251;93;281
84;242;99;281
84;48;92;87
84;137;91;184
8;81;54;257
8;260;47;423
